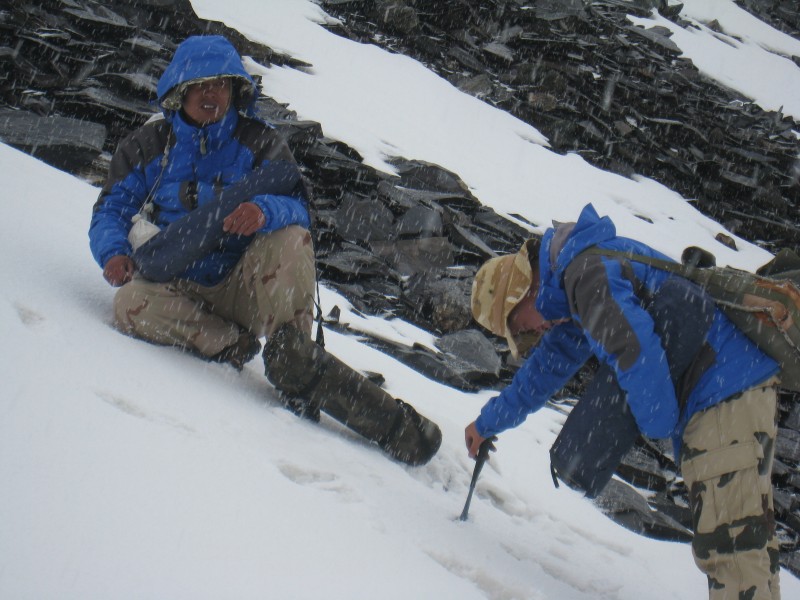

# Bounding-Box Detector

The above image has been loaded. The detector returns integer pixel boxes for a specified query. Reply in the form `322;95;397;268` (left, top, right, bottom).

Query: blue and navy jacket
476;204;778;453
89;35;310;286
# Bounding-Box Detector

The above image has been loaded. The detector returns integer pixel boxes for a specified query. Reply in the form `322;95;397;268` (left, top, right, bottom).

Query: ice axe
459;437;496;521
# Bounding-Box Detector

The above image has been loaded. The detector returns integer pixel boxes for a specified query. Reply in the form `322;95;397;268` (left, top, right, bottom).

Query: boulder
0;110;106;171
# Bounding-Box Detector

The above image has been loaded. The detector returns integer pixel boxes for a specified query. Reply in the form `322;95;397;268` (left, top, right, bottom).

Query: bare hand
465;421;496;459
223;202;266;236
103;255;136;287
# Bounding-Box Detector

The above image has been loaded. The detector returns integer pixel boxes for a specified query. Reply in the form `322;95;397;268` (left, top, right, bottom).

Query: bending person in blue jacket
465;204;781;599
89;36;441;466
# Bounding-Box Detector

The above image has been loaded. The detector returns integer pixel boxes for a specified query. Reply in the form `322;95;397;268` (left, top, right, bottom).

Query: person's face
507;268;565;337
507;286;552;337
181;77;232;126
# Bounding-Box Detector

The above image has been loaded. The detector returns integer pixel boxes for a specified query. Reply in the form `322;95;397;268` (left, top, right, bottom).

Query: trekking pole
459;437;495;522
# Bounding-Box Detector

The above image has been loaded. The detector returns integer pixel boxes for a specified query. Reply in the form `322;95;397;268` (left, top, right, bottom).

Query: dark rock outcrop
322;0;800;255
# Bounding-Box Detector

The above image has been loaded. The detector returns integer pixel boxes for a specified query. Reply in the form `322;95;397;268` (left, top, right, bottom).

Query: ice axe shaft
459;438;494;521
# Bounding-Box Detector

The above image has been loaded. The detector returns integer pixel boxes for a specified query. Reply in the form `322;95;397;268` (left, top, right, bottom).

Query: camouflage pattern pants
680;377;781;600
114;225;315;356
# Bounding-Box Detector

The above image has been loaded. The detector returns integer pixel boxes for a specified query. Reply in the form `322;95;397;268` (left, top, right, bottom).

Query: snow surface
2;0;799;598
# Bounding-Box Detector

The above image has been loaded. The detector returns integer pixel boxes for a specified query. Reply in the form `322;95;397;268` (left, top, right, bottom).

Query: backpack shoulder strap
580;247;694;278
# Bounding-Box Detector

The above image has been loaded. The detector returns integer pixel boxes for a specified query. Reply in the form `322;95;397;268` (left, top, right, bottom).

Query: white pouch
128;204;161;250
127;139;171;251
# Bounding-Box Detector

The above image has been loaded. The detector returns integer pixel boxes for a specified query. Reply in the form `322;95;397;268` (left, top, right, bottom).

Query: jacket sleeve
251;187;311;232
89;148;150;268
475;322;591;438
240;120;311;232
89;121;171;267
564;254;678;439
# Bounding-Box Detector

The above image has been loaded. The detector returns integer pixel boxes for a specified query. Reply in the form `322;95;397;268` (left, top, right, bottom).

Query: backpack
549;276;716;498
585;247;800;391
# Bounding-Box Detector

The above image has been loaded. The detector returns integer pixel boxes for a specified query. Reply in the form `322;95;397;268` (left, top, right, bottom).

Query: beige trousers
114;226;315;356
681;377;781;600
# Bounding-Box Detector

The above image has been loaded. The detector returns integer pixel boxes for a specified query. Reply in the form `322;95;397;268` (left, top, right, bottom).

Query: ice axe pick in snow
459;437;496;521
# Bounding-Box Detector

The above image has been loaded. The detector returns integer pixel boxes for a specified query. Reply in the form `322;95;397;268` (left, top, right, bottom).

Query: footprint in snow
426;550;538;600
277;461;359;501
14;302;46;328
94;390;196;434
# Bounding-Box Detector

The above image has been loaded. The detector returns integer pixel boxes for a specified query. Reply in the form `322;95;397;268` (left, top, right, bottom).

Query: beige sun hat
471;238;541;358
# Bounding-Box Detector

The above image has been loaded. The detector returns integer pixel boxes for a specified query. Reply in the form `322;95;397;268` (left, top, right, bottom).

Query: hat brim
471;237;541;359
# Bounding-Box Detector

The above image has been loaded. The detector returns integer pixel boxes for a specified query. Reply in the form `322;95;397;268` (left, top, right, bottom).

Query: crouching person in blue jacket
89;35;441;466
465;204;781;599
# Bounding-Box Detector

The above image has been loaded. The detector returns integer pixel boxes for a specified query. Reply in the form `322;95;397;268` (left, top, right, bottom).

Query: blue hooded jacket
476;204;778;453
89;35;310;286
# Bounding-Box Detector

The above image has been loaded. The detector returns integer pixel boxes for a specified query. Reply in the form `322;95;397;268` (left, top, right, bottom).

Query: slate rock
94;72;159;95
122;0;183;7
123;35;174;56
435;329;502;381
0;109;106;170
785;401;800;431
338;328;475;390
316;245;398;282
456;73;494;98
593;479;693;543
616;445;672;492
372;237;455;277
63;5;131;30
774;488;798;516
334;194;396;244
376;180;472;211
777;428;800;464
481;41;515;63
402;271;474;332
394;159;478;200
58;87;155;118
372;0;419;34
625;25;682;54
647;490;693;531
532;0;585;20
396;205;444;239
446;221;499;261
329;280;401;314
772;457;793;479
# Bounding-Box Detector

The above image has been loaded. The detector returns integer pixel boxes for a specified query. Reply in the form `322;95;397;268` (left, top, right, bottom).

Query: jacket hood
536;203;617;320
157;35;259;117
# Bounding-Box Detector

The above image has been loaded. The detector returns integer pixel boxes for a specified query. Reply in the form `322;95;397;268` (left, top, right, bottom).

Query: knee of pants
112;278;177;333
250;226;313;259
113;280;145;332
248;227;315;292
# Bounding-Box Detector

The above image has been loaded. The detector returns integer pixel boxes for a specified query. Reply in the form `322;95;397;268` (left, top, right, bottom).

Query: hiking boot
263;323;441;465
379;399;442;466
263;323;329;417
209;331;261;371
278;391;321;423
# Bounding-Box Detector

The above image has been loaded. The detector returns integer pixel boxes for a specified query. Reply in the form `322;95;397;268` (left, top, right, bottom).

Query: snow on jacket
475;204;778;452
89;35;310;286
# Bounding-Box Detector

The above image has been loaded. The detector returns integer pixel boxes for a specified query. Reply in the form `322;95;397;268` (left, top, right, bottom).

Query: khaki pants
114;226;315;356
681;378;781;600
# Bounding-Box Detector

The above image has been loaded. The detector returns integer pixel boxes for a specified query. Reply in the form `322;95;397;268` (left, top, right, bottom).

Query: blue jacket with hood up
89;35;310;287
475;204;778;453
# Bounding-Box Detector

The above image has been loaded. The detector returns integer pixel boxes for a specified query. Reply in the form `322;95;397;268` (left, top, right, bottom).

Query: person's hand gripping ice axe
460;421;497;521
465;420;496;459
